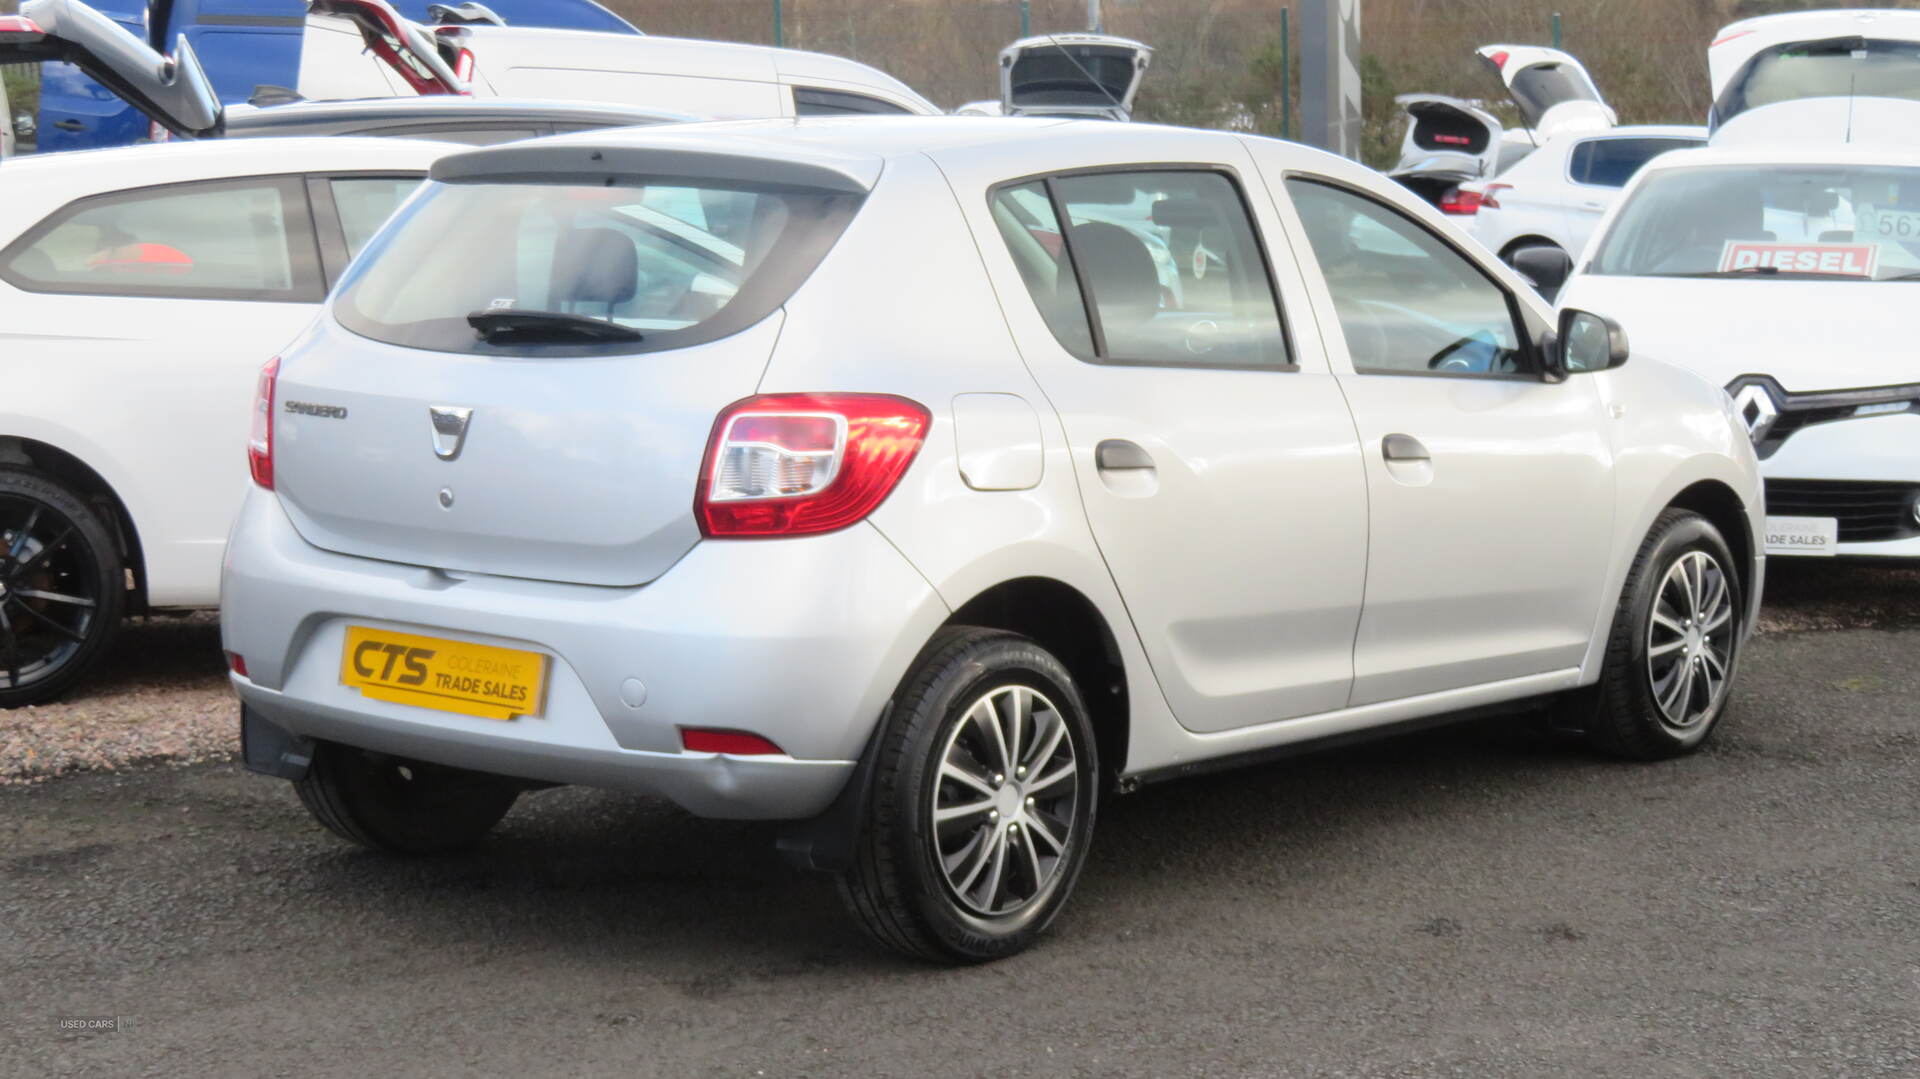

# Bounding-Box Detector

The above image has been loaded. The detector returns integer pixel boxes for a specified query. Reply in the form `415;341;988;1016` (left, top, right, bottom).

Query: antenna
1846;73;1857;143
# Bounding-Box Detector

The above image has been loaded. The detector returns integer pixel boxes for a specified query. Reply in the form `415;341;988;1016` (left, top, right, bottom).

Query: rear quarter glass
331;177;863;357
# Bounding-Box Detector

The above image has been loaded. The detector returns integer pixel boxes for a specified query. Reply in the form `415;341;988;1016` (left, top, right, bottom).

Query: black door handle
53;119;86;132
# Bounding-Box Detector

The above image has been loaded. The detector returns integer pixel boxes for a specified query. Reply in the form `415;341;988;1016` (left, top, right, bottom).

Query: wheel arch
0;436;146;614
1664;478;1756;604
946;576;1130;783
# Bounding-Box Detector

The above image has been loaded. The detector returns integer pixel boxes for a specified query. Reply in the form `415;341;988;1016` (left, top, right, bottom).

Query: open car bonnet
1000;33;1151;120
1389;94;1503;182
1476;44;1615;138
0;0;221;137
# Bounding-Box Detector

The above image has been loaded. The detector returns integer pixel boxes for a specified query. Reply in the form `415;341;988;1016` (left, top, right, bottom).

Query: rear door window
329;176;424;258
0;177;322;301
989;169;1291;369
1569;138;1703;188
793;87;913;115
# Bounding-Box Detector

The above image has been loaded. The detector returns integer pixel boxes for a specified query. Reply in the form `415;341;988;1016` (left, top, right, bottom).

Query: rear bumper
221;489;950;819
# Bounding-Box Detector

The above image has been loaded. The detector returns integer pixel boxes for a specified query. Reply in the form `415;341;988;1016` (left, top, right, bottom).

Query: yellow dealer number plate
340;626;547;721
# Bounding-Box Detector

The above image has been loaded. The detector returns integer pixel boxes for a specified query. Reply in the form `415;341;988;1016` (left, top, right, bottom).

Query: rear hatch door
301;0;465;98
1001;33;1151;118
1389;93;1503;183
1476;43;1615;138
272;140;875;586
2;0;222;137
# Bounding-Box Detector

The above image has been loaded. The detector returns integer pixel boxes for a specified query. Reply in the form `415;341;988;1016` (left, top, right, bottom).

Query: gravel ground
0;612;231;785
2;560;1917;785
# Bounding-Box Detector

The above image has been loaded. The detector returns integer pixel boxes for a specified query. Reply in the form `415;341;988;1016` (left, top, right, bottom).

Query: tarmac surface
2;562;1917;1077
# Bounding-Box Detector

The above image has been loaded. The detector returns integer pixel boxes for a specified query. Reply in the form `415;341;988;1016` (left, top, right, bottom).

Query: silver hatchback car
223;118;1764;962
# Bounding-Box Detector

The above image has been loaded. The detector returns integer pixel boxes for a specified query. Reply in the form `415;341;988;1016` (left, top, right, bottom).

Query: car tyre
0;468;124;708
837;626;1099;963
295;741;520;854
1582;508;1743;760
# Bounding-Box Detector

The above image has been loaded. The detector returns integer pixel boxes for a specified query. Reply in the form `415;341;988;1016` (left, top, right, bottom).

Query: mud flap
241;704;316;781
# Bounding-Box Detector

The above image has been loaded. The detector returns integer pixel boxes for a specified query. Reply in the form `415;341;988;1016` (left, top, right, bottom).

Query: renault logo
1728;383;1777;443
429;406;473;461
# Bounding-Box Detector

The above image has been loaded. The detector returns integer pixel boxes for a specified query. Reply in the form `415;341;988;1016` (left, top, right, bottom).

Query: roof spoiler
431;142;874;194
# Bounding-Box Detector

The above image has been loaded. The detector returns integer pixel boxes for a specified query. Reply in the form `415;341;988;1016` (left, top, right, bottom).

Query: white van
299;0;940;118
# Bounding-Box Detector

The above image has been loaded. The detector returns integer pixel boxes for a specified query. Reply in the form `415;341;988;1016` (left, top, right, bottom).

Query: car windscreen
332;177;862;355
1590;163;1920;282
1715;37;1920;126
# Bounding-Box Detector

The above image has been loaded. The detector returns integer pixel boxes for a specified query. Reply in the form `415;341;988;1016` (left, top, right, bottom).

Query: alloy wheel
930;684;1080;917
0;494;102;691
1646;549;1734;732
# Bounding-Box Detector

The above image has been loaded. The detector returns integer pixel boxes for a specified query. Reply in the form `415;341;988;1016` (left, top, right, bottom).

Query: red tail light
1487;50;1510;70
0;16;44;38
226;651;249;677
1439;187;1484;216
681;728;786;755
248;357;279;490
1480;183;1511;211
696;393;930;538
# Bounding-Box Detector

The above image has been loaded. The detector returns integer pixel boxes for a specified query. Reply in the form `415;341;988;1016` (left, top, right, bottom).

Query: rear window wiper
466;309;643;344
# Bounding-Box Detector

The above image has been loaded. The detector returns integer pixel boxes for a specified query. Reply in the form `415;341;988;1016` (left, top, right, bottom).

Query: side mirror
1551;308;1629;377
1509;245;1573;300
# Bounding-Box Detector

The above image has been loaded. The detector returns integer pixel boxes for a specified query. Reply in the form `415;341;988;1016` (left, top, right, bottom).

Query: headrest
552;227;637;308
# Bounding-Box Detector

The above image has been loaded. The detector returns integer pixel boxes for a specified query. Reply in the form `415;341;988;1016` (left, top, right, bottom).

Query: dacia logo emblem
429;406;473;461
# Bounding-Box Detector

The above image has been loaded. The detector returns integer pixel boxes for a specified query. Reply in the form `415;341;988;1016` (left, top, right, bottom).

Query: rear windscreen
1411;108;1492;155
1715;37;1920;127
1011;47;1137;106
332;178;861;354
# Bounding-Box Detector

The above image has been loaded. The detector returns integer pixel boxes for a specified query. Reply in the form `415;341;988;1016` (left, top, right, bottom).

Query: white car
1461;124;1705;284
301;0;940;118
1708;8;1920;142
222;117;1763;961
0;135;445;705
1563;142;1920;559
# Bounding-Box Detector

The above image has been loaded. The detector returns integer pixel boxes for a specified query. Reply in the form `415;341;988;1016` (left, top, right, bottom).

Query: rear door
971;151;1368;732
0;173;326;602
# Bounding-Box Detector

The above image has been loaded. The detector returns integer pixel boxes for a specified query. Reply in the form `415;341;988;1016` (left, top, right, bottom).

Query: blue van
35;0;639;152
